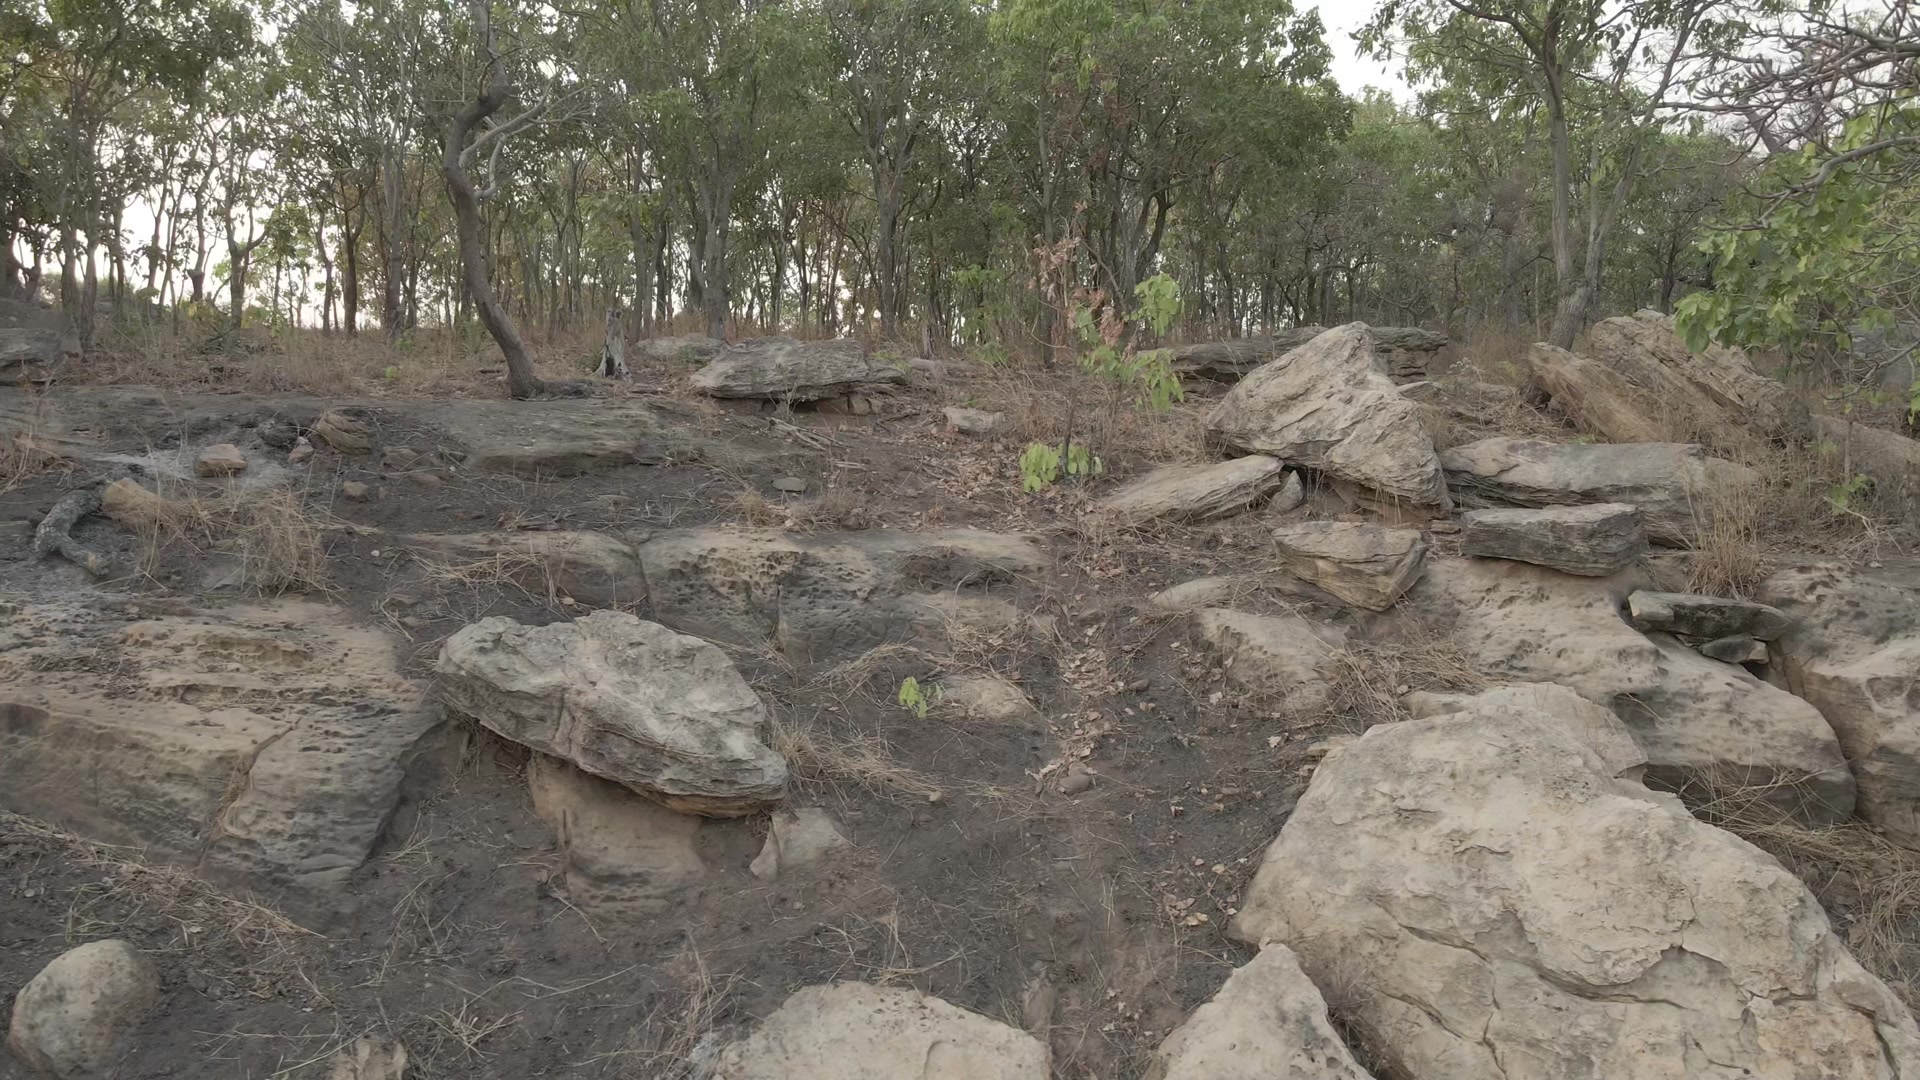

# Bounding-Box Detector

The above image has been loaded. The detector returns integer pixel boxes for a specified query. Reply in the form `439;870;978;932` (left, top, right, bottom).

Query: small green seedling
897;676;942;719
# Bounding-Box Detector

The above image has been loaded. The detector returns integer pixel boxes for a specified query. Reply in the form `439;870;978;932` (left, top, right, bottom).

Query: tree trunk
597;306;630;380
381;143;408;342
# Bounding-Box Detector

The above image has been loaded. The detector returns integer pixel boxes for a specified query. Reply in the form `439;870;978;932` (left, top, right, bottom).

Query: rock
436;611;786;816
527;753;706;913
1207;325;1450;510
1407;557;1854;825
407;397;775;477
1148;944;1376;1080
339;480;371;502
1587;308;1809;443
709;982;1049;1080
692;337;906;401
1813;415;1920;526
773;476;808;494
311;408;373;454
1194;609;1348;712
1271;521;1426;611
411;472;443;489
1761;564;1920;847
1102;455;1287;523
1057;765;1095;795
1368;325;1451;380
940;674;1041;723
1459;503;1647;576
326;1038;409;1080
943;406;1006;436
97;479;177;530
1524;342;1670;443
0;299;79;383
7;940;160;1079
633;333;725;365
1150;577;1240;611
1626;589;1792;641
406;531;642;608
1404;681;1648;779
1439;436;1758;545
637;528;1047;671
287;438;313;465
0;602;439;911
1698;634;1764;664
1174;325;1444;382
749;807;852;881
193;443;248;477
1271;470;1306;513
380;446;418;470
1229;685;1920;1080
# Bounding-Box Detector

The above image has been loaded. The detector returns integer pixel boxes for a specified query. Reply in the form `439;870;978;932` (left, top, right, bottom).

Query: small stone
411;473;444;489
340;481;372;502
382;447;419;470
773;476;808;494
288;438;314;465
194;443;248;477
6;940;160;1078
750;808;853;881
1059;768;1095;795
849;395;874;416
942;406;1007;437
1627;590;1793;641
312;408;373;454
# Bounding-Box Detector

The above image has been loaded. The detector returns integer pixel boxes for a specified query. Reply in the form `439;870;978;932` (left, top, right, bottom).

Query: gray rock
1150;944;1376;1080
943;406;1007;437
1525;342;1670;444
692;337;906;401
8;941;159;1079
1272;521;1427;611
436;611;786;817
1587;308;1809;443
1271;470;1306;513
1102;455;1286;522
1150;576;1240;611
1698;634;1765;664
710;982;1048;1080
1207;325;1451;510
1459;503;1647;576
1193;608;1348;712
1440;436;1758;545
772;476;808;494
1174;325;1445;381
749;808;852;881
1627;590;1792;641
633;334;724;365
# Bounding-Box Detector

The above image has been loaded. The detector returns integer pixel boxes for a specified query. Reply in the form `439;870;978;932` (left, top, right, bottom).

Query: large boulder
1440;436;1757;545
1524;342;1670;443
1407;557;1855;824
709;982;1048;1079
1193;609;1349;713
1174;325;1445;382
633;333;724;365
436;611;786;817
1101;455;1287;522
1207;325;1451;511
0;298;79;383
1761;563;1920;848
692;337;906;401
1459;503;1647;576
526;753;708;913
8;940;160;1079
1148;944;1375;1080
1587;308;1809;443
1271;521;1426;611
1813;415;1920;527
1229;685;1920;1080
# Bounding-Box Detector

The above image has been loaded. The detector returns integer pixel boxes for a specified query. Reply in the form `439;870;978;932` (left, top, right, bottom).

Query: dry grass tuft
728;488;785;527
1313;632;1491;733
190;486;338;596
771;710;946;802
1686;437;1885;597
1;431;68;493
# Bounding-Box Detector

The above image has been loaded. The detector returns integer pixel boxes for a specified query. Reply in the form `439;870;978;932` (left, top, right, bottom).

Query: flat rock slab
692;337;907;401
1272;521;1426;611
710;982;1048;1080
1627;590;1792;641
1588;308;1809;443
633;334;724;365
0;599;440;914
1440;436;1757;545
1460;503;1647;576
1173;325;1444;381
437;611;786;817
1194;608;1349;714
1102;455;1285;522
1152;944;1376;1080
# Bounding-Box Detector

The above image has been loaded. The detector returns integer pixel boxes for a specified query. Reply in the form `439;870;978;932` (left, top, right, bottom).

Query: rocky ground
3;315;1919;1079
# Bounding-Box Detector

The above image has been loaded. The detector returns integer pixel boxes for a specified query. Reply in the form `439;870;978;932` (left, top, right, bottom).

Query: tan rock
528;753;706;913
339;480;371;502
1459;503;1647;576
1525;341;1670;443
943;406;1007;437
7;940;160;1079
1150;576;1241;611
1149;944;1375;1080
710;982;1049;1080
326;1038;409;1080
749;807;852;881
311;408;373;454
1271;521;1426;611
1194;609;1348;712
194;443;247;476
98;478;177;529
1103;455;1287;522
940;674;1041;723
1587;308;1809;443
693;337;905;401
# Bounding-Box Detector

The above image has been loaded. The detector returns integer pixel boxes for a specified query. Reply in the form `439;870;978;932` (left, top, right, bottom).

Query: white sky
1315;0;1410;100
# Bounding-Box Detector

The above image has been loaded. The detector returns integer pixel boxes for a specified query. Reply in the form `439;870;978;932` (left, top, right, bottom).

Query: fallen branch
32;487;111;576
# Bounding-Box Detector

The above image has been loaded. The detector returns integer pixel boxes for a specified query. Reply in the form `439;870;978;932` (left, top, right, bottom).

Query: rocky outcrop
405;531;643;608
527;754;709;913
1148;945;1375;1080
1408;557;1855;824
0;298;79;383
8;940;160;1079
1404;681;1647;779
1626;589;1792;641
0;600;440;910
709;982;1049;1079
1194;609;1348;712
692;337;906;401
1229;685;1920;1080
1459;503;1646;576
437;611;787;817
1525;342;1670;443
1207;325;1451;511
633;334;724;365
1174;325;1445;381
1271;521;1426;611
1761;563;1920;848
636;528;1047;670
1102;455;1286;522
1440;436;1757;545
1587;308;1809;442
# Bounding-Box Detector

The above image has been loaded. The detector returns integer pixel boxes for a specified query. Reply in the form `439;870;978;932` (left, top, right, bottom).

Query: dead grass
1312;632;1491;733
118;478;338;595
770;709;947;803
1;431;68;493
1686;437;1886;597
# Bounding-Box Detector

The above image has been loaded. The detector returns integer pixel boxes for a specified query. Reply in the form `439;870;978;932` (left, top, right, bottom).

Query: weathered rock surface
1761;563;1920;848
405;531;643;607
710;982;1049;1080
943;406;1007;437
1207;325;1451;510
1627;589;1792;641
1150;576;1240;611
1459;503;1646;576
311;408;373;454
7;940;160;1079
1148;944;1375;1080
1408;557;1854;824
193;443;248;476
437;611;785;817
0;298;79;383
527;753;708;913
0;601;440;907
1102;455;1286;522
1271;521;1426;611
1440;436;1757;545
1588;308;1809;442
1699;634;1766;664
1175;325;1446;381
1194;609;1348;713
1229;685;1920;1080
325;1038;409;1080
693;337;906;401
1271;470;1306;513
1405;681;1647;779
633;334;724;365
940;674;1042;724
1814;414;1920;526
1525;341;1670;443
636;528;1047;670
97;478;176;529
749;807;852;881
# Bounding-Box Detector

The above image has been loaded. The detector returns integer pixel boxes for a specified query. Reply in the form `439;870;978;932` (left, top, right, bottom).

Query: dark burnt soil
0;374;1429;1080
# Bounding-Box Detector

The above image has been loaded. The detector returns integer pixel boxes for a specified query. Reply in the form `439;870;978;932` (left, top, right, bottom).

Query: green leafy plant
1826;472;1872;516
896;676;942;719
383;365;400;381
1019;440;1103;492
